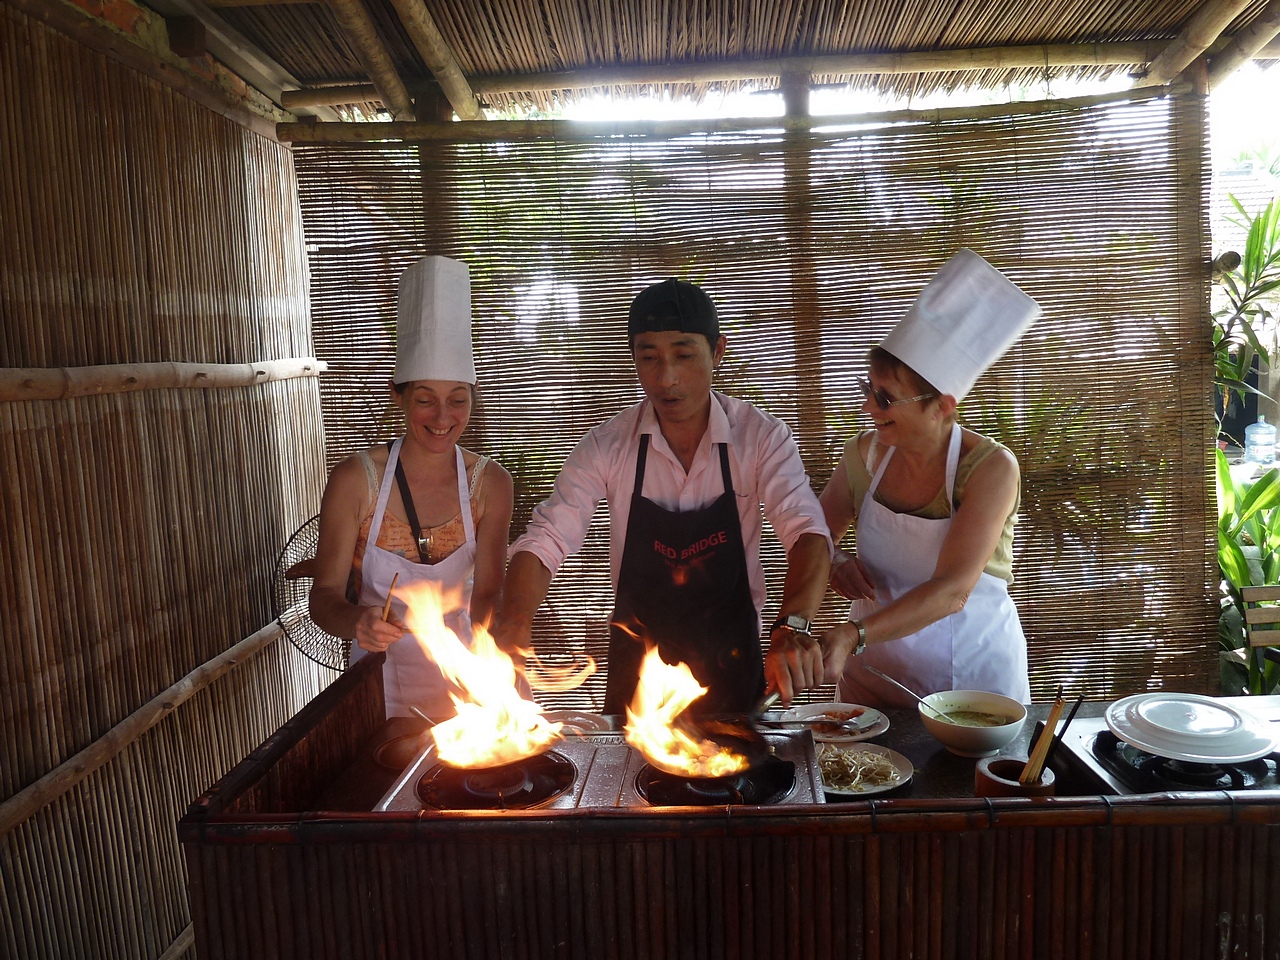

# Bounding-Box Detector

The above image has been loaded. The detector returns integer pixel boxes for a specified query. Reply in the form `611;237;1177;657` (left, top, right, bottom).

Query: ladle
859;664;957;724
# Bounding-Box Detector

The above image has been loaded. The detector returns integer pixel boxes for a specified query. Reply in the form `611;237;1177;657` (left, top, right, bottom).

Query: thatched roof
183;0;1280;120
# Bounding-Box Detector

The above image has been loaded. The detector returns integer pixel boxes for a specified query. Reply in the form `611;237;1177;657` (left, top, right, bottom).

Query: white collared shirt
510;391;833;618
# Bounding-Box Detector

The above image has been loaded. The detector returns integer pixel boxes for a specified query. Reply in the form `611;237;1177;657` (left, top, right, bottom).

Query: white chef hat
393;256;475;385
879;249;1042;401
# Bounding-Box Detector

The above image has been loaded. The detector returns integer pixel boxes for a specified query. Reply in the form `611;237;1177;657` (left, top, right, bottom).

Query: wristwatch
850;619;868;656
769;614;812;637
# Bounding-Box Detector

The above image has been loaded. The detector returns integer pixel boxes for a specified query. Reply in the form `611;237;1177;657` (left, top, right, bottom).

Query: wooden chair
1242;585;1280;668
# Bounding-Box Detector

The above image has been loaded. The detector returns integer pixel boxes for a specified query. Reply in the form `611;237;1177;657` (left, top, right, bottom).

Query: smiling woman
307;256;514;720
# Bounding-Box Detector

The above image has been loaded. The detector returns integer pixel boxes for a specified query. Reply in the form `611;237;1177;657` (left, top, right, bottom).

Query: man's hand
764;626;824;706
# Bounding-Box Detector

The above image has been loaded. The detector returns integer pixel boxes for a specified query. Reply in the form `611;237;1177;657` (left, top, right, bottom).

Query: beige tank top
844;429;1018;583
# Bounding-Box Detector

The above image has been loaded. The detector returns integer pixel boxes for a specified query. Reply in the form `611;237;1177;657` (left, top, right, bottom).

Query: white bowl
919;690;1027;758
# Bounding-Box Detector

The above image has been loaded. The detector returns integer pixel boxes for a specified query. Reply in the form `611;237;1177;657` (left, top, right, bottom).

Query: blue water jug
1245;415;1277;464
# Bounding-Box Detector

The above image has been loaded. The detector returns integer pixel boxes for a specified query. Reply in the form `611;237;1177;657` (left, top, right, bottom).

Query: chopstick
1042;695;1085;771
381;572;400;621
1020;685;1065;785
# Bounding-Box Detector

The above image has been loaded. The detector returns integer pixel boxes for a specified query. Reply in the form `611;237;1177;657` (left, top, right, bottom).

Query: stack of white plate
1105;693;1278;763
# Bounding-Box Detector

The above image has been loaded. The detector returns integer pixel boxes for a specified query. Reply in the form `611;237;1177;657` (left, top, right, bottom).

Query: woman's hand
354;605;406;653
829;550;877;601
820;623;859;683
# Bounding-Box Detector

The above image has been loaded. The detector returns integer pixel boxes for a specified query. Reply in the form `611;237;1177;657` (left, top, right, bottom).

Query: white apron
349;438;477;719
838;424;1029;708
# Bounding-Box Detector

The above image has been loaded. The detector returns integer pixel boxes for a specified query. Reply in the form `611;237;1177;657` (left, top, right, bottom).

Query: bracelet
851;619;868;656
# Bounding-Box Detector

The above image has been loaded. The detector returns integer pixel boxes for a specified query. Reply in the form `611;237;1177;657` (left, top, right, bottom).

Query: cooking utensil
1020;687;1065;784
757;715;877;734
1042;695;1084;770
382;572;400;621
860;664;955;723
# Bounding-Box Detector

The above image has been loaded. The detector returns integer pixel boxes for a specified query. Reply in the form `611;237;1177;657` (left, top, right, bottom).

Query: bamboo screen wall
1;6;330;960
296;88;1215;707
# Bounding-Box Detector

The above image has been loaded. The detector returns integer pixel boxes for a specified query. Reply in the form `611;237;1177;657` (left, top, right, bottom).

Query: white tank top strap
355;448;380;504
468;455;490;499
455;446;476;543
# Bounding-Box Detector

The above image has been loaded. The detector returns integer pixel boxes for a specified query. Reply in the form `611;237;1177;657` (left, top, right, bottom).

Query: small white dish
779;702;889;743
817;743;913;796
543;710;612;735
1105;693;1277;763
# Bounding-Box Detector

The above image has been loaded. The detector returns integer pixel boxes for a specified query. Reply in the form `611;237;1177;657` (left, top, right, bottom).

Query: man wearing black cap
497;278;832;713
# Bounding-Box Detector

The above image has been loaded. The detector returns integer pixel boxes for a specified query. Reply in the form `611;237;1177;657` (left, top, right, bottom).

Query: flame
623;647;749;778
397;579;570;768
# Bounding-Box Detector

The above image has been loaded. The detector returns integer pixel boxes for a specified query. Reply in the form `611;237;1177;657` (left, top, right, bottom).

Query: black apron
603;434;763;717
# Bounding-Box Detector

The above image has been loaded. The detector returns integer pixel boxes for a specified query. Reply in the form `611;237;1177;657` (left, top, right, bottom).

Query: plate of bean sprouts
817;743;912;796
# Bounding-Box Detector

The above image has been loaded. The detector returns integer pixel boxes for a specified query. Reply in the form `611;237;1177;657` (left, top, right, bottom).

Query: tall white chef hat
879;249;1041;401
393;255;475;385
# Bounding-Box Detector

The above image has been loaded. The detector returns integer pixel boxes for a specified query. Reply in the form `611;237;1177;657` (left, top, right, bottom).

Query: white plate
1105;693;1278;763
779;702;889;743
817;743;913;797
543;710;612;735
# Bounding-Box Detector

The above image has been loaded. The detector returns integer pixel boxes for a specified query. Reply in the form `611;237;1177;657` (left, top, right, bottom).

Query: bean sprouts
818;745;903;791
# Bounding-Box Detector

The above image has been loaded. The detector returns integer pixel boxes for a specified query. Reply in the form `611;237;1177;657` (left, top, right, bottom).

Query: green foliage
1213;196;1280;431
1215;448;1280;694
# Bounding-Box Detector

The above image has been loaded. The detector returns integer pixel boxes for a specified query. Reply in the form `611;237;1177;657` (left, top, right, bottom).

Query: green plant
1216;448;1280;694
1212;196;1280;434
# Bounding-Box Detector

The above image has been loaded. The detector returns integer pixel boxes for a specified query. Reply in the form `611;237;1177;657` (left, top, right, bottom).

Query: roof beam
466;42;1166;95
276;84;1188;144
143;0;342;121
325;0;415;119
272;35;1280;111
1137;0;1254;86
1209;0;1280;86
385;0;484;119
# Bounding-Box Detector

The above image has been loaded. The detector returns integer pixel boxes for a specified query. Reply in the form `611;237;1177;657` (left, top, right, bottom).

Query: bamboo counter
179;658;1280;959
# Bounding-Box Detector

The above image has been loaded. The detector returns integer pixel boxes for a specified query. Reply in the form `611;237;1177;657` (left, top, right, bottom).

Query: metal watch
770;614;812;637
851;619;868;656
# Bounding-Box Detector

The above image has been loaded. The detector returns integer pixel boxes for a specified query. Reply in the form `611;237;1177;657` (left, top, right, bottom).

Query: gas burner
635;756;796;806
416;751;576;810
1091;731;1276;792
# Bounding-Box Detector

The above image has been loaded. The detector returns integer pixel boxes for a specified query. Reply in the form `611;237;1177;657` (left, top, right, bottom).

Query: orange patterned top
348;448;489;599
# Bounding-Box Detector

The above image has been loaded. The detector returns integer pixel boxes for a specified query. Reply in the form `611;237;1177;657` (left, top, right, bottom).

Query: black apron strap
393;453;429;564
634;433;650;492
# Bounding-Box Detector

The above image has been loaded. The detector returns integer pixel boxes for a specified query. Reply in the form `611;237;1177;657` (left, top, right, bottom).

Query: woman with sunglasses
817;250;1042;708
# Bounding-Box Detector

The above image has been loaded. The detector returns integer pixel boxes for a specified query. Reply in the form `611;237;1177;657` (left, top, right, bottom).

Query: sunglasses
857;376;937;411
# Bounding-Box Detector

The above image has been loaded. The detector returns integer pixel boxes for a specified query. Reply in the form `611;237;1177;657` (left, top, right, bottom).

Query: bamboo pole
0;619;285;837
1208;0;1280;87
278;83;1189;144
282;83;381;109
1137;0;1255;86
325;0;415;120
466;42;1169;95
386;0;485;120
0;357;326;401
276;42;1172;108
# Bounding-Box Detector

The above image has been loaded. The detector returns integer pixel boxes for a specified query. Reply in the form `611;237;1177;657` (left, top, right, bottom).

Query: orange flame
623;647;749;778
397;579;571;768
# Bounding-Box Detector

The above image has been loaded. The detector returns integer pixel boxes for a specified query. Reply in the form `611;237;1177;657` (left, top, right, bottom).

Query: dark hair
868;346;941;398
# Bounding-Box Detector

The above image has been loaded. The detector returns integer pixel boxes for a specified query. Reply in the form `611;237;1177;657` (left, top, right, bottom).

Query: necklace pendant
418;533;431;558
